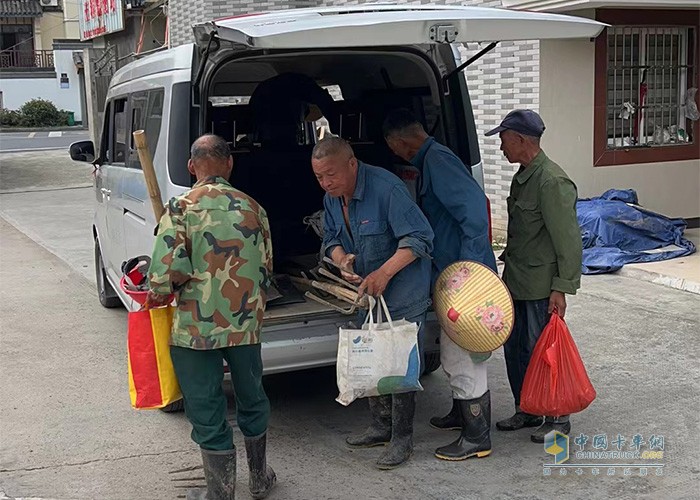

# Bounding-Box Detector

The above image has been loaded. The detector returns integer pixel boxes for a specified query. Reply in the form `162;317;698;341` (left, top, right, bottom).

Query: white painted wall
0;49;82;122
52;48;82;121
539;37;700;220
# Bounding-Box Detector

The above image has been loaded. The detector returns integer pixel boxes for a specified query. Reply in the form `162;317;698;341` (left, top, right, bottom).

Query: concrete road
0;130;90;153
0;151;699;500
0;150;95;282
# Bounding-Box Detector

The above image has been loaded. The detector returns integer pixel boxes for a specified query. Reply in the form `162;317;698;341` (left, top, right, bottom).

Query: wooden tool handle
133;130;165;221
289;276;368;308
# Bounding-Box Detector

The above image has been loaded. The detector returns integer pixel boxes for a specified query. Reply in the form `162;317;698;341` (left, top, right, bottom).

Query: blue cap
485;109;545;138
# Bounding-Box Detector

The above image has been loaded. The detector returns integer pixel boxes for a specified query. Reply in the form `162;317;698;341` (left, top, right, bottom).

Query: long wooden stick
133;129;165;221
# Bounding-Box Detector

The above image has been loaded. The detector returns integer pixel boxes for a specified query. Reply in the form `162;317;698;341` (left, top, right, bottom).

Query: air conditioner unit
40;0;59;7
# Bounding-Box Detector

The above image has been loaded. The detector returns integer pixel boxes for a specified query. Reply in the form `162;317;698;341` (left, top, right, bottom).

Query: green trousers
170;344;270;451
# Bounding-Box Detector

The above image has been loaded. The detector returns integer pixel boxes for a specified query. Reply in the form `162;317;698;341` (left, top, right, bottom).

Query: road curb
0;126;87;133
493;249;699;295
0;147;70;154
616;266;700;295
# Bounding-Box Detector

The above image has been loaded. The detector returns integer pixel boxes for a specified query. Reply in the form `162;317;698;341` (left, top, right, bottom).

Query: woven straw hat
433;260;514;353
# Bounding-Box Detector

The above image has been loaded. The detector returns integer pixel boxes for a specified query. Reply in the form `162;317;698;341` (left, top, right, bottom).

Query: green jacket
149;176;273;349
501;151;582;301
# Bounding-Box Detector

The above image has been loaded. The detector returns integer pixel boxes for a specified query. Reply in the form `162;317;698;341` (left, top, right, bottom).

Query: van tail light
486;196;493;245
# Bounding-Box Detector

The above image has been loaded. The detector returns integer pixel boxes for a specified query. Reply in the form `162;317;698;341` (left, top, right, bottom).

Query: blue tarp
577;189;696;274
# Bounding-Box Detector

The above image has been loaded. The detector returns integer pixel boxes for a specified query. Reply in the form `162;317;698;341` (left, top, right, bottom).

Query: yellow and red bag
127;306;182;409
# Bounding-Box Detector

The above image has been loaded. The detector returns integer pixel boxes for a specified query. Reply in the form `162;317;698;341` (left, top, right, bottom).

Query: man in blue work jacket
383;109;496;462
312;136;434;470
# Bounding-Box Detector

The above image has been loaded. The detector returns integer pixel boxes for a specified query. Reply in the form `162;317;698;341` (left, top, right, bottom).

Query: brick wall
170;0;541;237
170;0;302;45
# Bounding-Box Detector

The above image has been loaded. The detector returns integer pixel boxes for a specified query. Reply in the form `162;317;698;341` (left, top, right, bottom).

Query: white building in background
0;0;86;122
504;0;699;224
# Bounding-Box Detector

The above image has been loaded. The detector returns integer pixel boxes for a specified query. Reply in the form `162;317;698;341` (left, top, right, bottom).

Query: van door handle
124;209;146;224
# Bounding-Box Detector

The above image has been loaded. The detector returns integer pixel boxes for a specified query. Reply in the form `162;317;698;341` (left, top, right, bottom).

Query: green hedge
0;99;71;127
0;108;22;127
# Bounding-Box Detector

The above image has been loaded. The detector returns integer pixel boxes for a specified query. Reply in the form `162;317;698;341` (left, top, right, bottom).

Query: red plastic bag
520;313;596;416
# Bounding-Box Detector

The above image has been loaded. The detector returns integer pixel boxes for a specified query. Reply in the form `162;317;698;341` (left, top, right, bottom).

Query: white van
70;5;603;376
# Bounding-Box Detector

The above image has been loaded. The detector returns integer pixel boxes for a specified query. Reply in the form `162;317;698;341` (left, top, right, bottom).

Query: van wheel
160;399;185;413
95;239;121;308
423;352;441;375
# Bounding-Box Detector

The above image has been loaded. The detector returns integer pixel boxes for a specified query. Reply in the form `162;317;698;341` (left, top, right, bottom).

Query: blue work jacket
322;162;434;319
411;137;497;281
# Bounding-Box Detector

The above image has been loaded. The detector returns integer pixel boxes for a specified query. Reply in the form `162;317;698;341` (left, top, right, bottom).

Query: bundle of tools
289;257;369;315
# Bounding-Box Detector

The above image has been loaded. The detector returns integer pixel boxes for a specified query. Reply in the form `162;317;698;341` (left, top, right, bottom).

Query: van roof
110;44;194;88
112;5;605;86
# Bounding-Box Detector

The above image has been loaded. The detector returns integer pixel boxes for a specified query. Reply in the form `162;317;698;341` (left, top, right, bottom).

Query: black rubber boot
495;411;543;431
186;448;236;500
435;391;492;461
531;419;571;444
376;392;415;470
429;399;461;431
346;395;392;448
244;433;277;500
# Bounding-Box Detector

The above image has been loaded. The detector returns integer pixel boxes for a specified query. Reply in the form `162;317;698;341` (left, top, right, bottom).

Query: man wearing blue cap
485;109;582;443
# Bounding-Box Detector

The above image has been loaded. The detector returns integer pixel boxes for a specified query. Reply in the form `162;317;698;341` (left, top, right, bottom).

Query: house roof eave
0;0;43;18
501;0;699;12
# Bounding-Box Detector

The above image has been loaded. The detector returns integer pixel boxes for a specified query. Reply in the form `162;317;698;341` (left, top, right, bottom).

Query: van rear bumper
260;318;341;375
259;312;441;375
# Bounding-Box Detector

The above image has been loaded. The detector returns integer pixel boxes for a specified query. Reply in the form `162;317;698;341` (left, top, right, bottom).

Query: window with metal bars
607;26;696;149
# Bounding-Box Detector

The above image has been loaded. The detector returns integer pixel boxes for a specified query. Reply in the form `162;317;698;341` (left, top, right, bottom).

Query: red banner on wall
79;0;124;41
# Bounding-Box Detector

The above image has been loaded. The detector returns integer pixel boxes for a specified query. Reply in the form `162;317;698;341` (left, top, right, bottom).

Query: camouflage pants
170;344;270;451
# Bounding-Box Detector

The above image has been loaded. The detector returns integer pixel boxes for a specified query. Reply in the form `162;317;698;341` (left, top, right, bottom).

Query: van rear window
168;82;193;187
113;98;128;164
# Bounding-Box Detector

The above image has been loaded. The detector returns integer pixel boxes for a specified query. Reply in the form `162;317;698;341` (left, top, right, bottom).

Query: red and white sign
79;0;125;41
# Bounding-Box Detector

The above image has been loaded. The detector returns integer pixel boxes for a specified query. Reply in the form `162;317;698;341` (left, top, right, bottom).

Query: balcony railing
0;49;54;69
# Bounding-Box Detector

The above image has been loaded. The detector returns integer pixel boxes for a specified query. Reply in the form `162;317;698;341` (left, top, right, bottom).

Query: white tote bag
336;296;423;406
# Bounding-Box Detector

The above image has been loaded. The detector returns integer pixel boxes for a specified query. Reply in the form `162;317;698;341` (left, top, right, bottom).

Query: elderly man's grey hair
190;134;231;162
312;136;354;161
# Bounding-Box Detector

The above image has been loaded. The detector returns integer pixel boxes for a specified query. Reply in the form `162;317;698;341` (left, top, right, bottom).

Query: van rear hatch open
193;5;605;50
189;5;605;327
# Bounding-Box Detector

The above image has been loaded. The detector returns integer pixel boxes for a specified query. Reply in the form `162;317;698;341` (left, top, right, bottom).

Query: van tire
95;239;122;308
423;352;441;375
160;399;185;413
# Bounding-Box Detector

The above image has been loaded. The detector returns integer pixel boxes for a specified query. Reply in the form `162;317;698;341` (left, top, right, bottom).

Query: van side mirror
69;140;95;163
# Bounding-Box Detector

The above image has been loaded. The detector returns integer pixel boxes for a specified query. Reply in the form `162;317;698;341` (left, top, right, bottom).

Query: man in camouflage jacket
147;134;276;500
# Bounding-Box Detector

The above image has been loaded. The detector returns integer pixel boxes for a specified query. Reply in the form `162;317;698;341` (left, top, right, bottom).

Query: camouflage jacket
149;176;273;349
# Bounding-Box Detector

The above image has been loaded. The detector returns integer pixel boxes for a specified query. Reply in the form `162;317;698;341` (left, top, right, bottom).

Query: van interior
201;49;445;301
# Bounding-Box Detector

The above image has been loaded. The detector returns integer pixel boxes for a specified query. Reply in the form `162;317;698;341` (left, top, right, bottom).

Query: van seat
351;142;395;171
230;146;324;265
210;104;254;145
